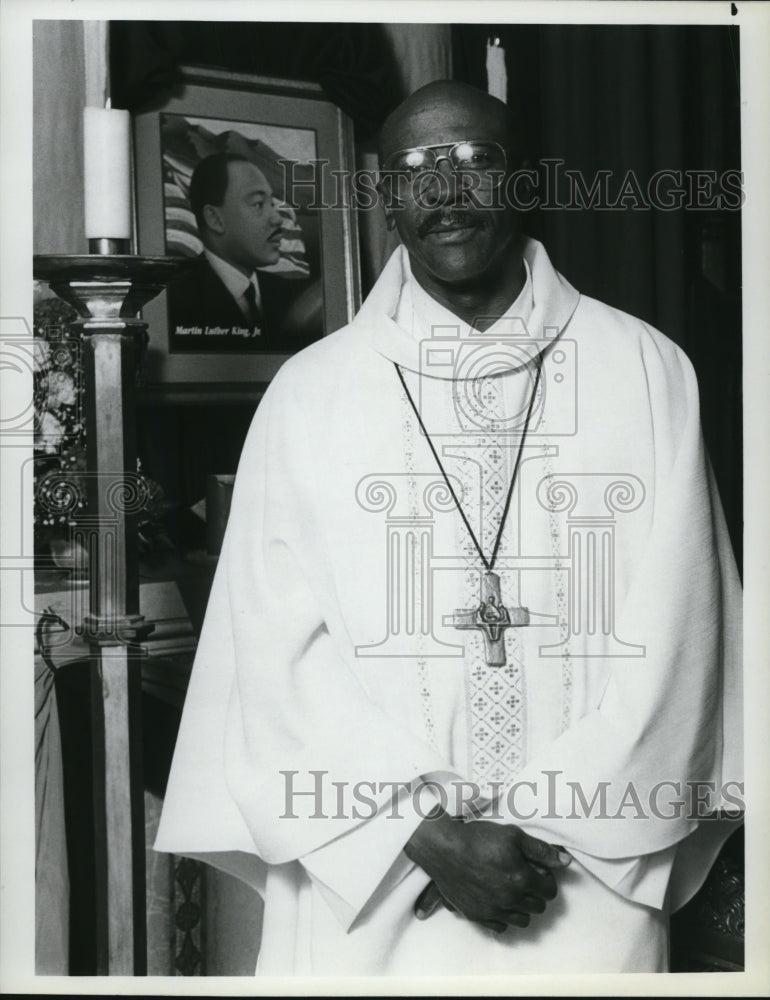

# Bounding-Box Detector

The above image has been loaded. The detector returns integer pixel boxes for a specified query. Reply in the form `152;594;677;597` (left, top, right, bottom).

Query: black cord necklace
394;359;542;667
394;360;541;571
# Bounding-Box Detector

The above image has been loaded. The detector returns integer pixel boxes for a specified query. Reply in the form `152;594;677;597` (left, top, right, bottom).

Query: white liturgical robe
155;239;742;975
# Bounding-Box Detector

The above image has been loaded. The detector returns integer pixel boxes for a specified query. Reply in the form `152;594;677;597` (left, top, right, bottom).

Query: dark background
455;24;742;572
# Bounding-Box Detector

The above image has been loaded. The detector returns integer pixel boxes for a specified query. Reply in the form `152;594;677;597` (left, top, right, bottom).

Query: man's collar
401;255;534;342
354;239;581;377
203;249;259;302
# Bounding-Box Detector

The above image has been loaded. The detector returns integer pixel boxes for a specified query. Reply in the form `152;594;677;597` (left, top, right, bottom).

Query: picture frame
133;66;361;400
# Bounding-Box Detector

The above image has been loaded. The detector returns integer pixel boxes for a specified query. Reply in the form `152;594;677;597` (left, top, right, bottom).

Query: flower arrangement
33;288;168;555
33;294;88;547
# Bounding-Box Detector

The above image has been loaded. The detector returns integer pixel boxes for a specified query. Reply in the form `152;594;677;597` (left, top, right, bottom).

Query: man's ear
202;203;225;235
377;180;398;231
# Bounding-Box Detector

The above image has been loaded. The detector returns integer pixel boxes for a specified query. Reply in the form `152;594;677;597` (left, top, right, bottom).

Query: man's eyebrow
244;185;272;198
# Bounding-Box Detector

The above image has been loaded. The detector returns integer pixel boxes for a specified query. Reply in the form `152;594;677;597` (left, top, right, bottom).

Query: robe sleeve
299;781;443;930
155;359;453;926
488;331;742;911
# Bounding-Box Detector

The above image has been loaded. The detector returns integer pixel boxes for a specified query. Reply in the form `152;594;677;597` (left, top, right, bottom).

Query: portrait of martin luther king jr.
166;152;322;352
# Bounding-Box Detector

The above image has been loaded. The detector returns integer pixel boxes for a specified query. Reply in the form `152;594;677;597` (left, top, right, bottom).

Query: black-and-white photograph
1;1;768;994
158;111;324;354
132;64;360;391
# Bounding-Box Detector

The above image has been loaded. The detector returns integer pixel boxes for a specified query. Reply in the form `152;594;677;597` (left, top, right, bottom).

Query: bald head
379;80;524;167
376;80;528;317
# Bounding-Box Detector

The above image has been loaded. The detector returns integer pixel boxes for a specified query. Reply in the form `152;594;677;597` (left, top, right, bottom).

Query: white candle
83;106;132;240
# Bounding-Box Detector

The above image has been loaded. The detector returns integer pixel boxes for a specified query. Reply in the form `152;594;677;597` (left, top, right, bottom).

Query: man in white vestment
156;81;742;975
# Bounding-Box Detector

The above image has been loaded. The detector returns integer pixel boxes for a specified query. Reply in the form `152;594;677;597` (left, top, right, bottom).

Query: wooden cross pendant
448;571;529;667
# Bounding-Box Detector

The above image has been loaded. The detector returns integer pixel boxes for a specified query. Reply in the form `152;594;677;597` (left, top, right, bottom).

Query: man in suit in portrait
167;152;316;352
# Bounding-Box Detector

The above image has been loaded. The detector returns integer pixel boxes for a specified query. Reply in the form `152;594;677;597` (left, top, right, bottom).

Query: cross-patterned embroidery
453;374;526;795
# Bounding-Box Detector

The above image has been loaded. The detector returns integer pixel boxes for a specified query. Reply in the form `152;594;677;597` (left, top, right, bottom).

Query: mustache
417;210;483;238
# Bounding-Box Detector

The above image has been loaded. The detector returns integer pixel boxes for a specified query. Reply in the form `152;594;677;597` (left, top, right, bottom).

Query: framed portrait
133;66;361;398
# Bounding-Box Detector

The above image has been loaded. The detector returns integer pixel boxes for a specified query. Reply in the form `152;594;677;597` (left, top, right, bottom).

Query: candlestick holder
33;251;192;976
34;254;188;639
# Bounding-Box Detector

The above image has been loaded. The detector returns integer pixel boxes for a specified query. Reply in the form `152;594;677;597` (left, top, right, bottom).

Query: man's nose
418;160;464;209
432;153;454;174
432;155;459;190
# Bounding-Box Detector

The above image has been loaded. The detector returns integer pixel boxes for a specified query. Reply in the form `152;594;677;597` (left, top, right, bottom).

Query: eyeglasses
380;141;507;203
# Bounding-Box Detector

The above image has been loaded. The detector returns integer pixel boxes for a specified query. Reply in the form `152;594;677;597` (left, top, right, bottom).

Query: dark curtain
455;24;742;569
110;21;401;136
